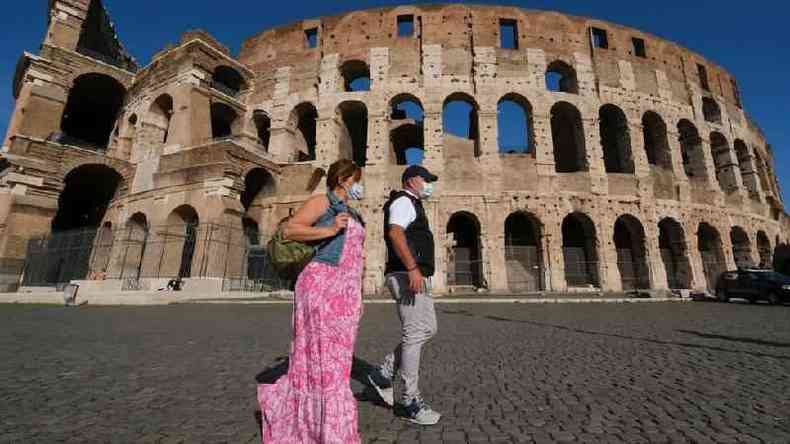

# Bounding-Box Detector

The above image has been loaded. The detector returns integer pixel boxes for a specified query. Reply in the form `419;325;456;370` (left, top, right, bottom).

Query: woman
258;159;366;443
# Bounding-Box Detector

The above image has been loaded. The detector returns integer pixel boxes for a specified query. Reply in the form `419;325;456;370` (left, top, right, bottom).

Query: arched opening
241;168;276;212
60;73;126;149
212;66;246;97
698;222;726;291
253;110;271;151
122;212;149;280
242;217;267;280
730;226;753;269
774;242;790;275
562;213;599;288
210;102;238;139
710;132;738;193
734;140;758;196
505;212;544;291
613;215;650;290
551;102;587;172
340;60;371;92
149;94;174;144
447;212;483;288
678;119;707;179
545;60;578;94
291;102;318;161
46;164;123;284
91;221;114;276
702;97;722;124
443;93;480;158
754;152;772;195
390;95;424;165
757;231;772;268
600;104;634;174
497;94;534;154
642;111;672;169
337;101;368;166
167;205;199;278
658;218;692;289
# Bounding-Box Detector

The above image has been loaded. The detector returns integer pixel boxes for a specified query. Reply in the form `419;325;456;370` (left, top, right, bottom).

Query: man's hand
408;268;424;295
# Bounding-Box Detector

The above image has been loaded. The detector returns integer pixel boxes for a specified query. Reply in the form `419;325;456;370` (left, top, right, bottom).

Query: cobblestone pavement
1;301;789;443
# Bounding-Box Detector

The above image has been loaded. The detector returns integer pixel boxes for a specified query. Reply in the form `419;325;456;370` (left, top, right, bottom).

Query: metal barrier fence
20;223;290;292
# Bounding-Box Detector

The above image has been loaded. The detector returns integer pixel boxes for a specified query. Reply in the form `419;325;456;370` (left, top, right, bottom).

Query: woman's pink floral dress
258;218;365;443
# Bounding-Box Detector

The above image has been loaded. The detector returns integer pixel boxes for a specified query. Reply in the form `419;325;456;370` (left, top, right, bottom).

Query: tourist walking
367;165;442;426
258;159;366;443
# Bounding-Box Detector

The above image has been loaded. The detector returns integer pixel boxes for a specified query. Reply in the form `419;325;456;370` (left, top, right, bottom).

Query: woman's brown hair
325;159;362;189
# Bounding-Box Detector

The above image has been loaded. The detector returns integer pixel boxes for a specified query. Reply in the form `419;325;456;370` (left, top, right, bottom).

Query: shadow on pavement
676;330;790;348
440;308;790;361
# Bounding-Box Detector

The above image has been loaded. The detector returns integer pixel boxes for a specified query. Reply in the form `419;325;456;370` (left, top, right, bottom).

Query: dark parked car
715;269;790;305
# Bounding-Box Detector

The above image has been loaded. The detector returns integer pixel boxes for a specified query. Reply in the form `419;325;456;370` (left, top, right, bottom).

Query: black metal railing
211;81;241;99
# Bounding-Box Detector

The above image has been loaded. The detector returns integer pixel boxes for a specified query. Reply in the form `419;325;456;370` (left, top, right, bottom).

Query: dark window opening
632;37;646;58
167;205;199;279
340;60;371;92
52;164;122;232
505;212;544;292
253;111;271;150
642;111;671;169
305;28;319;49
292;103;318;161
697;64;710;91
390;95;424;166
702;97;721;123
757;231;772;268
499;19;518;50
551;102;587;173
591;27;609;49
212;66;245;98
241;168;275;212
447;213;483;288
397;15;414;37
545;60;579;94
678;119;705;178
562;213;599;287
59;73;126;150
150;94;173;144
337;101;369;167
659;218;692;290
731;227;753;269
698;222;725;292
443;93;480;158
497;94;533;154
613;215;650;290
710;132;738;193
599;104;634;174
210;103;238;139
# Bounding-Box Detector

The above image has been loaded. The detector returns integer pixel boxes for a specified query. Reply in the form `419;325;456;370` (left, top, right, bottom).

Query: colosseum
1;1;788;298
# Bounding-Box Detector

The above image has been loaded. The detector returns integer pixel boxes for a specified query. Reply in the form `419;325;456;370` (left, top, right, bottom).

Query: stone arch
212;65;246;97
562;212;599;287
613;214;650;290
443;92;480;158
658;218;692;289
241;167;276;212
677;119;707;179
702;97;721;123
252;110;271;150
53;164;123;232
289;102;318;161
545;60;578;94
390;94;424;165
600;104;634;174
90;221;114;275
210;102;239;139
709;132;738;193
336;101;368;166
339;59;371;92
757;230;772;268
497;93;534;154
733;139;758;196
754;151;771;195
698;222;726;291
121;212;150;280
447;211;484;288
59;72;126;149
166;205;200;278
551;101;587;172
730;226;753;268
148;94;174;144
504;211;544;291
642;111;672;169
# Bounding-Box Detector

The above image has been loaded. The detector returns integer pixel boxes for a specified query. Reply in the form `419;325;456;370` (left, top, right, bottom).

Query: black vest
384;191;435;277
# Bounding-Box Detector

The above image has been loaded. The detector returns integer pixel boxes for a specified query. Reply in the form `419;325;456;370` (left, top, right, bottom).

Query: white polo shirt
388;190;419;229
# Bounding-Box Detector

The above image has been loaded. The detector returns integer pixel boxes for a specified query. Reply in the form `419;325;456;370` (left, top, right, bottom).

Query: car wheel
768;292;781;305
747;297;757;304
716;288;730;303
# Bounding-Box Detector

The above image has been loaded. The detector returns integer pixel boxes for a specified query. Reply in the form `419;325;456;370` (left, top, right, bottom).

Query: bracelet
407;265;419;272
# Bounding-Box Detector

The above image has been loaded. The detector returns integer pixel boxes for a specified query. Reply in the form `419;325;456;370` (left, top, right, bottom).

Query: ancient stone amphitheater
1;1;788;297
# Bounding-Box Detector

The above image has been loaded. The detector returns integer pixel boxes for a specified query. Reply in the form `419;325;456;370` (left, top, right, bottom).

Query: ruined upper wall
238;4;743;108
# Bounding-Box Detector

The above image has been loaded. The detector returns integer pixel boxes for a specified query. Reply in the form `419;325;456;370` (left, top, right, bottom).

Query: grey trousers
380;273;438;402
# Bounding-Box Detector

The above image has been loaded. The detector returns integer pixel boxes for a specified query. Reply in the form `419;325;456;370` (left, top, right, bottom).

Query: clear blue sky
1;0;788;194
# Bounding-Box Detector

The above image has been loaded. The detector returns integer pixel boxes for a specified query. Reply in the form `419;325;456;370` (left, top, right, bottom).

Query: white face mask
420;182;434;199
346;182;364;201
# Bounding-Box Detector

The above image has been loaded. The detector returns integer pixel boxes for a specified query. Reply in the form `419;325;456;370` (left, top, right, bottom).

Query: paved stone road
1;301;789;443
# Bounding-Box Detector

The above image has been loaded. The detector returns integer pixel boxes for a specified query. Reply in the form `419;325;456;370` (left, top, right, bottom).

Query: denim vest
312;191;361;266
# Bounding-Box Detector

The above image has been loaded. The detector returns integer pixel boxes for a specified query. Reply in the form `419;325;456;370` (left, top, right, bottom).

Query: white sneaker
367;368;394;407
400;397;441;425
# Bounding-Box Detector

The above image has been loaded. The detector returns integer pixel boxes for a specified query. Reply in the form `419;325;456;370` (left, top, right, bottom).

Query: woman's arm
283;195;347;242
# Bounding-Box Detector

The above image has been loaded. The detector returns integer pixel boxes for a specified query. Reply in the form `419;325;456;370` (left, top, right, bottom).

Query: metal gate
22;229;99;288
701;251;726;292
563;247;599;287
447;247;483;288
616;248;650;290
506;245;544;292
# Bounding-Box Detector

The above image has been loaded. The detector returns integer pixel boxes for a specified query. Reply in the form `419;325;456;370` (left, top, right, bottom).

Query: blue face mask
420;182;434;199
346;183;364;201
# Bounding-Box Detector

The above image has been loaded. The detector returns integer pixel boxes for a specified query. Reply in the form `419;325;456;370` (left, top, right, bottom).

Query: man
368;165;441;426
